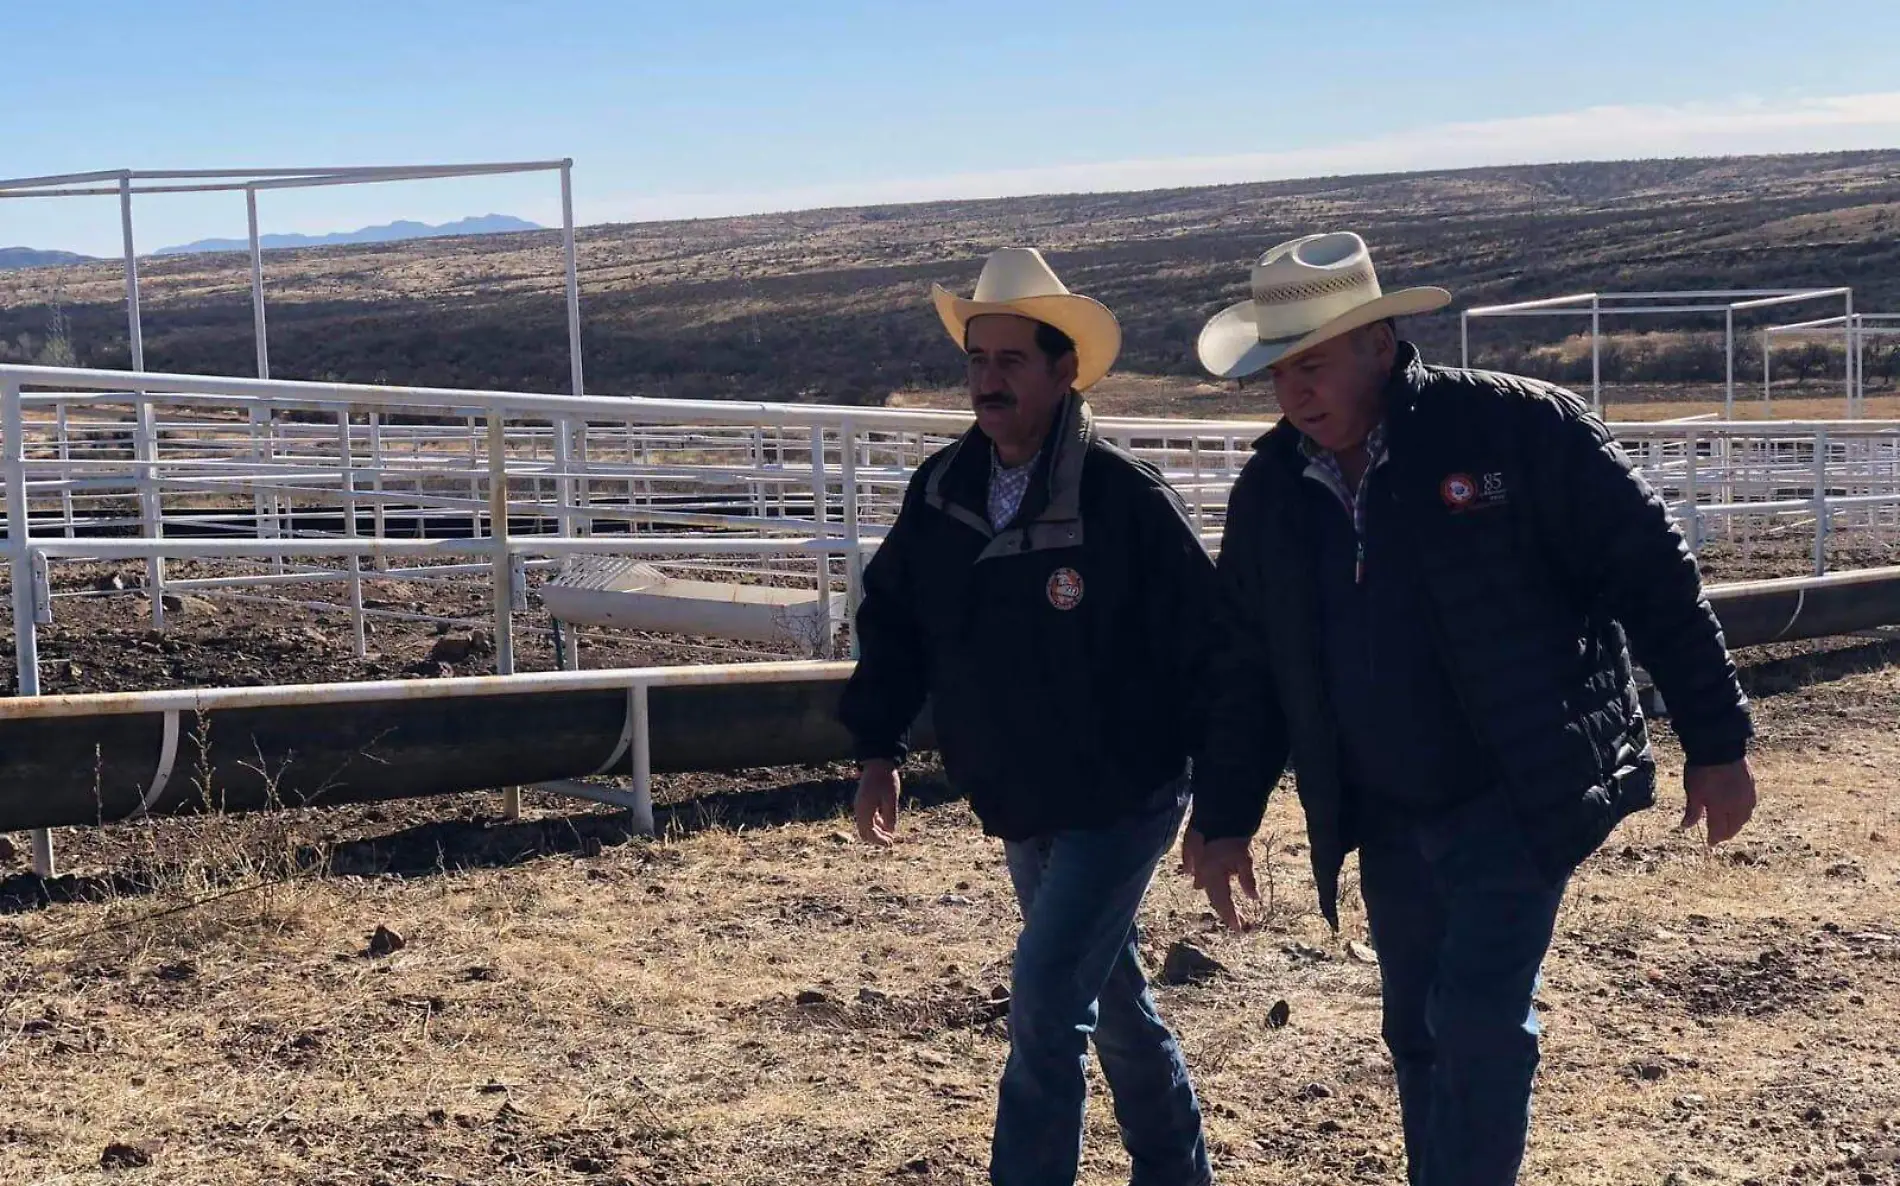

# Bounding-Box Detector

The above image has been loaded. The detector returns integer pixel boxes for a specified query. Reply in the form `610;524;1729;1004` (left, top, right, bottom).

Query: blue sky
4;0;1899;256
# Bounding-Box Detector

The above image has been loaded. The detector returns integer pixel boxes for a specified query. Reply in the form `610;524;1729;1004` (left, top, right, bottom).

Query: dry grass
1;650;1897;1184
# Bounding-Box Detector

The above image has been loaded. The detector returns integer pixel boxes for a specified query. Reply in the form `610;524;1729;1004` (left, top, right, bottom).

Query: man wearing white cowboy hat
838;247;1217;1186
1182;232;1758;1184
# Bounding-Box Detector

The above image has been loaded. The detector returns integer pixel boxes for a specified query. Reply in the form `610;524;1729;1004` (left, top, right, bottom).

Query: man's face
1267;324;1396;453
965;314;1076;455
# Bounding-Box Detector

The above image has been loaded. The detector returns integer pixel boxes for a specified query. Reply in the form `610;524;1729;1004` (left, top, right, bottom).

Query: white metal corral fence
2;363;1898;676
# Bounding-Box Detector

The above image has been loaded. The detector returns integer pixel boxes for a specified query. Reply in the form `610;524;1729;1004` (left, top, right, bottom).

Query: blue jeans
1357;796;1570;1186
991;785;1212;1186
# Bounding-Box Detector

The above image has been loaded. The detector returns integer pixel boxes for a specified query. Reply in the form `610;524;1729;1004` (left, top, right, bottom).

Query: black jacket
838;395;1216;841
1191;344;1753;925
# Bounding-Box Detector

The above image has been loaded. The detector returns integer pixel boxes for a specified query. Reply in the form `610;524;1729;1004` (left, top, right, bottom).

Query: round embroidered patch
1046;567;1085;611
1440;473;1477;509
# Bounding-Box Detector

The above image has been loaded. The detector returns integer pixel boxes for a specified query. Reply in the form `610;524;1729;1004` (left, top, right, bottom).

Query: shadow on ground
0;771;963;912
1737;636;1900;697
0;868;148;915
320;770;961;878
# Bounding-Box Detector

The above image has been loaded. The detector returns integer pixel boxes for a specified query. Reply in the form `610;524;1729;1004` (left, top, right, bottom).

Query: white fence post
629;683;653;835
1591;295;1602;412
368;413;388;565
339;412;367;657
1844;291;1857;418
1813;427;1830;576
490;412;522;820
842;419;862;660
1724;306;1735;419
809;425;832;657
488;413;515;674
1684;429;1702;550
54;402;73;539
5;378;54;876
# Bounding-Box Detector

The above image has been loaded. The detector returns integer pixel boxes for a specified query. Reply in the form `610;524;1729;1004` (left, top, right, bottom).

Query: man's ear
1375;319;1398;358
1053;349;1080;390
1358;320;1397;366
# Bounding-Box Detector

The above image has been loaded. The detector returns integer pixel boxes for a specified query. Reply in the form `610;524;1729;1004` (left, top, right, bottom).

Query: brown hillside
3;150;1898;406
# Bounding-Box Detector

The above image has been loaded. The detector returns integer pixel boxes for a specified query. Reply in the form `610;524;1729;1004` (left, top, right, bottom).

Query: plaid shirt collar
988;446;1038;531
1299;422;1389;584
1300;422;1389;506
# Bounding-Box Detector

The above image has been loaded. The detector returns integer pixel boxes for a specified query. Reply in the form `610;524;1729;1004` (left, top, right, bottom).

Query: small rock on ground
366;925;406;957
100;1142;153;1170
429;634;475;663
1158;940;1226;987
158;592;218;616
975;987;1011;1022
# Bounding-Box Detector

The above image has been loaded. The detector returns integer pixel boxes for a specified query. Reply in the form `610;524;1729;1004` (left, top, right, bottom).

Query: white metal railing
5;363;1900;680
1761;313;1900;415
4;362;1900;880
0;161;589;403
1461;288;1858;416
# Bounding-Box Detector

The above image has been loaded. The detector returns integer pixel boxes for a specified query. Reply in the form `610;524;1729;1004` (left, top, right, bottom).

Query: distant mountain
154;214;545;257
0;247;96;271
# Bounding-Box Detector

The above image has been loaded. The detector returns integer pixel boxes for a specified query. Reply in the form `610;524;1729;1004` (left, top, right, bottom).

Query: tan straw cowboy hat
1197;231;1451;380
932;247;1122;391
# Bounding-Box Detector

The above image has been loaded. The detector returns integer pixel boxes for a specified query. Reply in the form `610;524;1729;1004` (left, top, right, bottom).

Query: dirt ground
0;617;1897;1183
0;468;1895;1185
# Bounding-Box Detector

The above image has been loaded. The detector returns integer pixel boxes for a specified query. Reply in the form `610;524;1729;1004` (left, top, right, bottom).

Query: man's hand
1681;758;1757;847
854;760;901;847
1180;828;1258;932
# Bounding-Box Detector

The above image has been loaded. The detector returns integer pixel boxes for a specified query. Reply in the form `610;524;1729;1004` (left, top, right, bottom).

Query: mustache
974;391;1016;408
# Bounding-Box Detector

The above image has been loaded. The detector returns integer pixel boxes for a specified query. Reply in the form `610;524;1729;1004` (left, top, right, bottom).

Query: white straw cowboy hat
1196;232;1451;380
932;247;1122;391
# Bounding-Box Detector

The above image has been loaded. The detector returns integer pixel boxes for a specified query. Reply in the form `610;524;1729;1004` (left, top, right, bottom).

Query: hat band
1251;262;1377;306
1253;299;1388;348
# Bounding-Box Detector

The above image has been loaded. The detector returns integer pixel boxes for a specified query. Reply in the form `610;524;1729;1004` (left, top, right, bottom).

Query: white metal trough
538;554;846;649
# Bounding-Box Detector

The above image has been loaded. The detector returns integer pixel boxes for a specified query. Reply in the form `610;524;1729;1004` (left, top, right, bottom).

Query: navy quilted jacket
1190;343;1753;926
839;395;1218;841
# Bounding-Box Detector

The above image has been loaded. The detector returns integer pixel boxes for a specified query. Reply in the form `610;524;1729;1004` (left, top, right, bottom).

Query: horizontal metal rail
0;658;851;720
0;566;1894;853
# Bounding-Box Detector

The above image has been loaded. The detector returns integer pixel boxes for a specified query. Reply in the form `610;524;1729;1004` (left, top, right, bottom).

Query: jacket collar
925;392;1094;557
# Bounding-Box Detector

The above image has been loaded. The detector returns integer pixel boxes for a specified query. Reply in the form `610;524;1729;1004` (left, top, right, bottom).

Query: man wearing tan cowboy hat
838;247;1217;1186
1182;232;1758;1184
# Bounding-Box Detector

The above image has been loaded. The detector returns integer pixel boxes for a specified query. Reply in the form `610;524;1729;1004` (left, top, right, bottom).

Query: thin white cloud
585;91;1900;224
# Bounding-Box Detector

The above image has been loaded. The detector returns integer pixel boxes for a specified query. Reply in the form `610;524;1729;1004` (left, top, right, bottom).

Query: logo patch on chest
1441;470;1509;513
1046;567;1085;611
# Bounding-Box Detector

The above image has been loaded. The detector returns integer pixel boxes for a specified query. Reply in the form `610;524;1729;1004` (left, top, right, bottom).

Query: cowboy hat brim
932;287;1122;391
1196;286;1452;380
